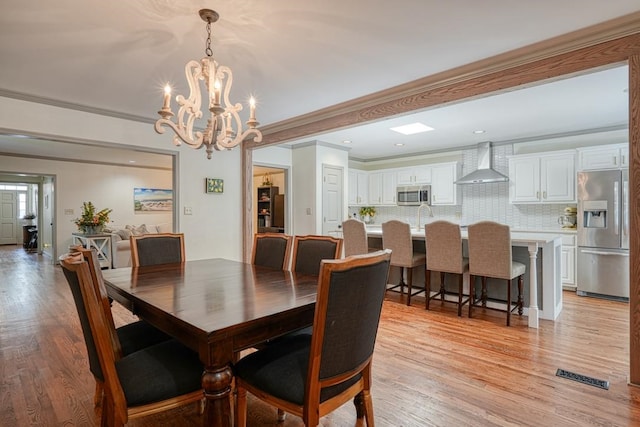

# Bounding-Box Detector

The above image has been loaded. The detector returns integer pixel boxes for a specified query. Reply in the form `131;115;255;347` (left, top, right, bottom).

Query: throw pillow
126;224;150;236
115;229;132;241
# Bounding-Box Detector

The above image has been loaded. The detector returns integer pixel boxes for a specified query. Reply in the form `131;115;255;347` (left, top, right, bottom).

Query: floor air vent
556;369;609;390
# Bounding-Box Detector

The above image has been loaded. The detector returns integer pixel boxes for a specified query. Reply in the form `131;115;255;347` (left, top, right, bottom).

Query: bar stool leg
481;277;488;307
425;269;431;310
406;267;413;306
439;272;446;301
469;275;475;318
507;279;512;326
457;273;463;317
517;275;524;315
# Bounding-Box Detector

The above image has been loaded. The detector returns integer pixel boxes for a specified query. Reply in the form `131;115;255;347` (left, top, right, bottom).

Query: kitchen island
366;227;562;328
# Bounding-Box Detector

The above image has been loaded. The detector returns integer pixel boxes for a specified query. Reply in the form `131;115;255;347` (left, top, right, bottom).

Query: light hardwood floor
1;245;639;426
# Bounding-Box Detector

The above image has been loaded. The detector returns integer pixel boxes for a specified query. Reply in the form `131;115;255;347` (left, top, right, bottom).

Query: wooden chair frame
129;233;185;267
59;256;202;426
251;232;292;270
290;235;343;274
235;249;392;427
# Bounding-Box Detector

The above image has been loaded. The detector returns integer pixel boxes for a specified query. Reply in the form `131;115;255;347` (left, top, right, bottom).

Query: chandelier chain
205;20;213;57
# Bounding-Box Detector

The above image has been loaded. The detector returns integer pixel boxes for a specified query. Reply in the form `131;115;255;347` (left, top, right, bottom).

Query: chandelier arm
155;119;205;149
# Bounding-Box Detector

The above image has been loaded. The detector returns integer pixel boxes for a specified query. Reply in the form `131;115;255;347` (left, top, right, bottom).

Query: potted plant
359;206;376;224
73;201;112;235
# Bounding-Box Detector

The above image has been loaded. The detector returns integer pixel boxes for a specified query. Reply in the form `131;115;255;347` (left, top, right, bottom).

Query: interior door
0;191;17;245
322;164;343;236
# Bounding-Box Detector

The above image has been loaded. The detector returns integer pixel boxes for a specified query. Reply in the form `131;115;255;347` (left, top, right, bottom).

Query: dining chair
61;248;171;406
382;220;426;306
341;218;369;257
251;232;292;270
130;233;185;267
290;235;343;275
59;254;204;426
467;221;526;326
234;249;392;427
424;221;470;316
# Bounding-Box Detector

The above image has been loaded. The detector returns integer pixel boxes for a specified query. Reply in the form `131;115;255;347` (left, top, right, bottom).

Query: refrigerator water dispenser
582;200;607;228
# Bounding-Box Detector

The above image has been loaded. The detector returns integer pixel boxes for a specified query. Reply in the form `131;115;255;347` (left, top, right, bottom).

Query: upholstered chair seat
234;250;392;427
425;220;470;316
382;220;426;306
467;221;526;326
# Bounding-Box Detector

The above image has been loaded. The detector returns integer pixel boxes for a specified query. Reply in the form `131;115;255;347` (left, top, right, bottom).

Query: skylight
389;123;434;135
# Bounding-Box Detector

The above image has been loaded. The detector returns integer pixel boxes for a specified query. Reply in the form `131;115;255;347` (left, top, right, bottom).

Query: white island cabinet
366;228;562;328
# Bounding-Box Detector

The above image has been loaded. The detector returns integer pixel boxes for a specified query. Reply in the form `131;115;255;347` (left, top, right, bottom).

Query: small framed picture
205;178;224;194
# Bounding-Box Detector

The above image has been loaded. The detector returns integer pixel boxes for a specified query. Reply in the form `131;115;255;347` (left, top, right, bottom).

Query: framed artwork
134;188;173;212
206;178;224;194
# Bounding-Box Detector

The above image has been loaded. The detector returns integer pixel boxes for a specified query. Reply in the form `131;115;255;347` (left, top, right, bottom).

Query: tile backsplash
349;144;574;231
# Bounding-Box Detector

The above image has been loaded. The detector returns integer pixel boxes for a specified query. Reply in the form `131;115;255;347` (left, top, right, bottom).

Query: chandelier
154;9;262;159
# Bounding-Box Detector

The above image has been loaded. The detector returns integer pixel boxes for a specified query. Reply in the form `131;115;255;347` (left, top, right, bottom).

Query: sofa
106;223;172;268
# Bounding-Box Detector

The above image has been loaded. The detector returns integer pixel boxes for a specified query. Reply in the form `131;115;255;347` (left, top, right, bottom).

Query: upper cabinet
396;166;431;185
369;170;397;205
431;162;461;205
348;170;368;206
578;143;628;170
509;151;576;203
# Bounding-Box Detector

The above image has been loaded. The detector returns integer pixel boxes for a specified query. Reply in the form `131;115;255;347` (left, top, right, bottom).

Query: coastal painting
134;188;173;212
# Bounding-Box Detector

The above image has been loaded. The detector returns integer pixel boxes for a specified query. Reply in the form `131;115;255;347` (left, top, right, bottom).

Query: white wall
0;96;244;261
0;155;172;258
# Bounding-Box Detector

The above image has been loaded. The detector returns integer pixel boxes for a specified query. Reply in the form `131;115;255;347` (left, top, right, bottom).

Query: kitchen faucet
416;203;434;230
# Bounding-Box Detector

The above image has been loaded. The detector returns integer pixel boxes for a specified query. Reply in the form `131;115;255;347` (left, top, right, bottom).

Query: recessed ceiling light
394;143;405;147
473;130;486;134
390;123;434;135
342;140;352;144
129;160;136;163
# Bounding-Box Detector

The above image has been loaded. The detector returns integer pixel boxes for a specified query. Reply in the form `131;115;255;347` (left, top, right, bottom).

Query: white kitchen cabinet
508;151;576;203
396;166;431;185
430;162;461;205
348;169;368;206
368;170;397;205
578;143;628;170
561;234;576;289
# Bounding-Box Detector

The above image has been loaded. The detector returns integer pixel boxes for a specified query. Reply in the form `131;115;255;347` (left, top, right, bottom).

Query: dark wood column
629;53;640;386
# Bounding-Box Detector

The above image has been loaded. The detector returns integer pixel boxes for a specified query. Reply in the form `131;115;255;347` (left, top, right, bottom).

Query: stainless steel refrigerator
577;169;629;300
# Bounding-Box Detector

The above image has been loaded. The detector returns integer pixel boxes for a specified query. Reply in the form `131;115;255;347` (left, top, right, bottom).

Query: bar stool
467;221;525;326
342;218;369;257
424;221;470;316
382;220;426;306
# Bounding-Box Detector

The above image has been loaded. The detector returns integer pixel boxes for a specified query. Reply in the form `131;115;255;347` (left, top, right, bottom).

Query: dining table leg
202;363;234;427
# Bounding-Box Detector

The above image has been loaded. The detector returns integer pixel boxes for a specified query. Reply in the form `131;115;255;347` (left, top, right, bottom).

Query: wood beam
630;53;640;385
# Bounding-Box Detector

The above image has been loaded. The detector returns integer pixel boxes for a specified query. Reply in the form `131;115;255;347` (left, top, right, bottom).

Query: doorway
252;165;289;234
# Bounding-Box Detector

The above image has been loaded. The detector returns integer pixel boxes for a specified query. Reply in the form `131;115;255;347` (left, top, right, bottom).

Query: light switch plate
184;207;193;215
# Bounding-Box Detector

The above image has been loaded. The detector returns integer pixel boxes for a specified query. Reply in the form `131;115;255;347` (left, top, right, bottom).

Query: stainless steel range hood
455;142;509;185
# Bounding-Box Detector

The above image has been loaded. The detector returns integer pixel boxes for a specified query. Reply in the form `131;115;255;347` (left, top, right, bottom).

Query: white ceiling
0;1;637;166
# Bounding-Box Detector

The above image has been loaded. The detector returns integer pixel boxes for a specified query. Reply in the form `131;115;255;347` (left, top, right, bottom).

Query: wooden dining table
102;258;320;427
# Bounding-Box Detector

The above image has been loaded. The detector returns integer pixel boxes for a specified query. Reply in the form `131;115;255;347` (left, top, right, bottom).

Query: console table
71;233;112;269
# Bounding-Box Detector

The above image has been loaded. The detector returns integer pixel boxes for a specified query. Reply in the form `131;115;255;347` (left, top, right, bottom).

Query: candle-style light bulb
214;80;221;105
249;96;256;121
162;84;172;110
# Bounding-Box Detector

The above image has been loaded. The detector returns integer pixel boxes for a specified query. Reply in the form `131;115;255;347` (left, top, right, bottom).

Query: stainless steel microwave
396;185;431;206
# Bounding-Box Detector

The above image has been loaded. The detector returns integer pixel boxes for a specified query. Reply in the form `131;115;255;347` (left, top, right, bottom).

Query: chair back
306;250;391;406
342;218;368;257
467;221;513;280
290;235;343;275
252;233;292;270
130;233;185;267
381;220;413;266
425;221;465;274
59;256;129;422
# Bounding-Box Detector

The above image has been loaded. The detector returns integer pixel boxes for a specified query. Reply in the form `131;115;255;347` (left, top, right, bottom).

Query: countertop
365;226;564;244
